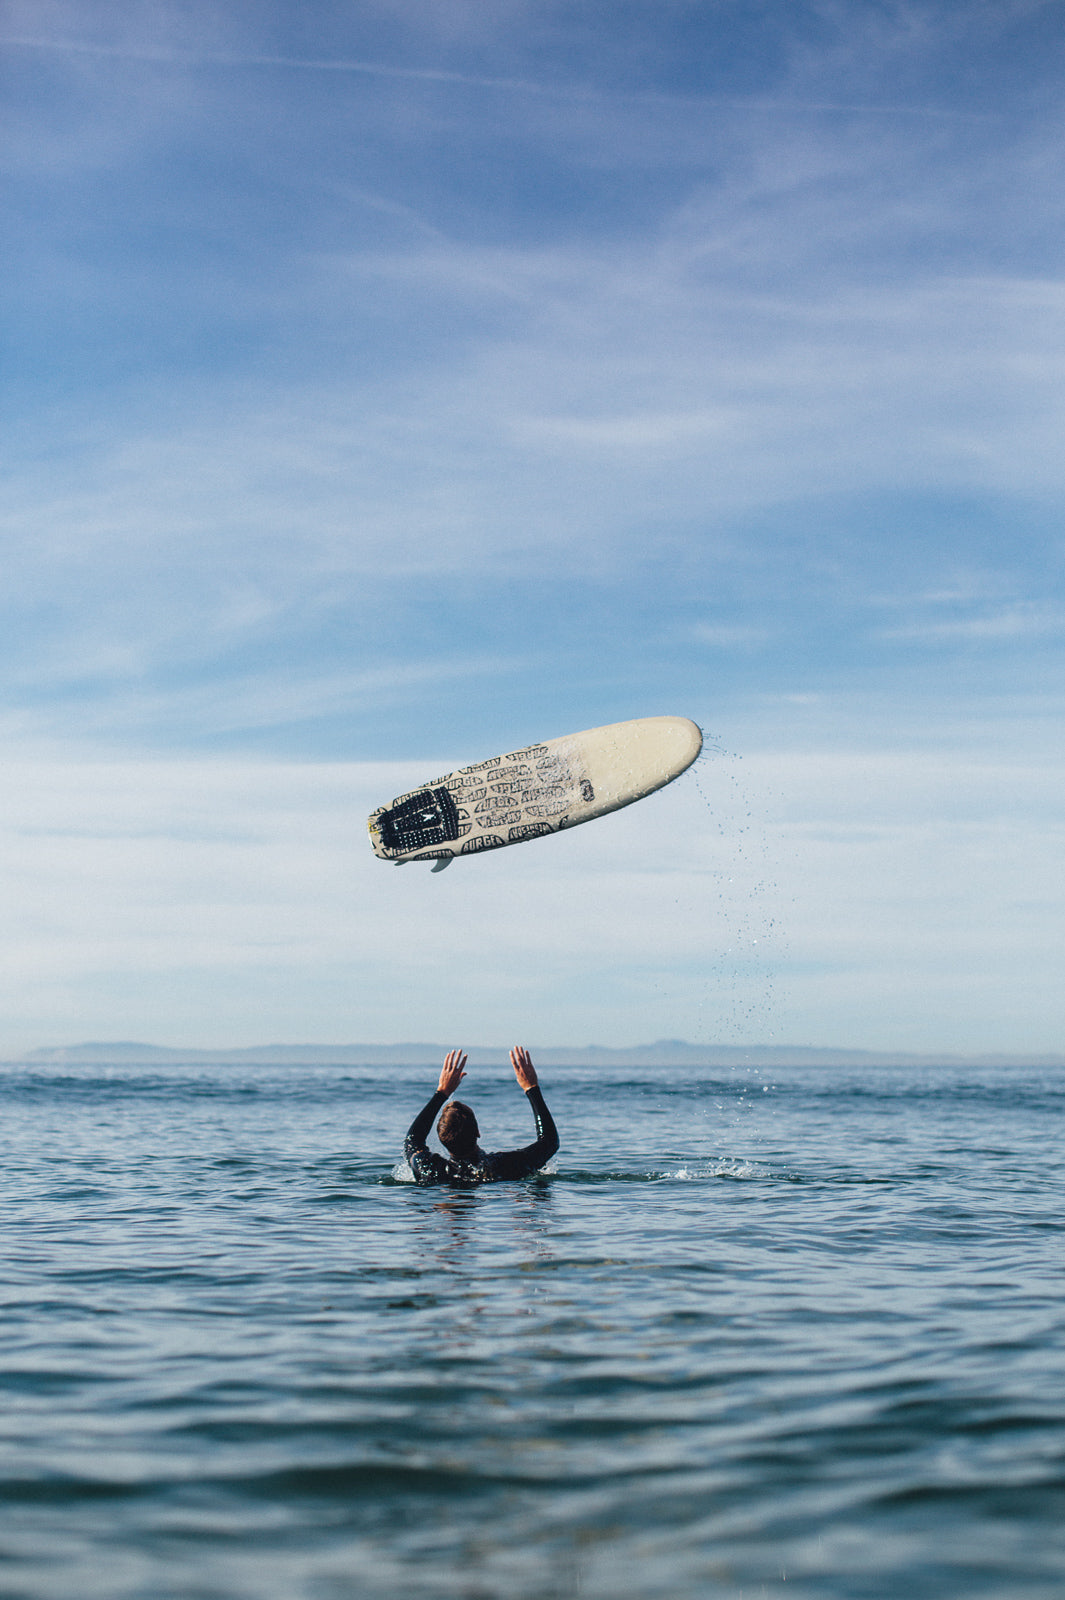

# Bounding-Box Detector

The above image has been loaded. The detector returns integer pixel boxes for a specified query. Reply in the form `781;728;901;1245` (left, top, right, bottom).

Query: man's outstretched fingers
437;1049;468;1095
510;1046;538;1090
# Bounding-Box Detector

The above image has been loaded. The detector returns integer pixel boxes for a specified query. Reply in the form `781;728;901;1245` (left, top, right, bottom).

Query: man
404;1046;559;1186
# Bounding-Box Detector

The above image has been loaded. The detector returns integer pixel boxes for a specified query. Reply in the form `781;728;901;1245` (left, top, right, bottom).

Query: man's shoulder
409;1150;450;1185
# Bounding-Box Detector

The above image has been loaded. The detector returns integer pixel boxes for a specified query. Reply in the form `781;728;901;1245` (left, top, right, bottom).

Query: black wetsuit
404;1087;559;1186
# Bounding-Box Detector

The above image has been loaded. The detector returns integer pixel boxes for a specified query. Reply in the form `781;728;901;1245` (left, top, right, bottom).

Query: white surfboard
367;715;702;868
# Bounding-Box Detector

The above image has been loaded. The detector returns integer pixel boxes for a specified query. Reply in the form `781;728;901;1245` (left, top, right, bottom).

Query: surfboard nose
658;716;703;768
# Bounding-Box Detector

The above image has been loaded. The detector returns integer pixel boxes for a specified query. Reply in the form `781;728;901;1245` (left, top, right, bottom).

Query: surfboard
367;715;702;869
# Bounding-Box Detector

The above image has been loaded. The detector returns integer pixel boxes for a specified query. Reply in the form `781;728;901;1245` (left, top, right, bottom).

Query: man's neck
448;1145;483;1165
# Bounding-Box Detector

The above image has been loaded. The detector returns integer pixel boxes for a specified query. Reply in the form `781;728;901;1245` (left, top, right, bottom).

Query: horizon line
4;1038;1064;1068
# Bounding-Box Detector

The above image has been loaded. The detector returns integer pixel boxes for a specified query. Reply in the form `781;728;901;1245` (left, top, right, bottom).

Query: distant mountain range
5;1040;1064;1068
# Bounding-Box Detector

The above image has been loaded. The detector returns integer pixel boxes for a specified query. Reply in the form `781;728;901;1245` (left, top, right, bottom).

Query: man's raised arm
487;1046;558;1178
404;1050;467;1168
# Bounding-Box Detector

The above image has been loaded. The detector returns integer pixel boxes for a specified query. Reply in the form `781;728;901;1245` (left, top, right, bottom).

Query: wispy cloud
4;31;591;96
877;603;1065;643
510;408;744;450
5;247;1064;750
692;623;773;651
2;20;1004;121
0;644;524;751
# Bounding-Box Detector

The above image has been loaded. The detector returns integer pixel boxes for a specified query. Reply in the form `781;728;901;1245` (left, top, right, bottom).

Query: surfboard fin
430;855;453;872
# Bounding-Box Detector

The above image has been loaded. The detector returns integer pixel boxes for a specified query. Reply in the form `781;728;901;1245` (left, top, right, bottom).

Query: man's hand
437;1049;467;1097
510;1046;538;1091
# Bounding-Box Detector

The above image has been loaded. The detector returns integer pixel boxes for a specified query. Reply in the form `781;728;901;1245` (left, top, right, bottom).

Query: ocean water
2;1058;1064;1600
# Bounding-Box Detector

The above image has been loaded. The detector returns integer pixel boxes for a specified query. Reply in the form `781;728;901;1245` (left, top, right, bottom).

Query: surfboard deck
367;715;702;866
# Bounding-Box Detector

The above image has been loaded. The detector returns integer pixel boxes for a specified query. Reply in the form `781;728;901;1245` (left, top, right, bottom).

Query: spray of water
690;738;787;1050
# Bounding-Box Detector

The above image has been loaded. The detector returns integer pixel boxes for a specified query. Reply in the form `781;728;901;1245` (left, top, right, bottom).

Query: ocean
2;1056;1064;1599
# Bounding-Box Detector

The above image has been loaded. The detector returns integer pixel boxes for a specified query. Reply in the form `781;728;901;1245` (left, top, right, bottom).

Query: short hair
437;1100;479;1154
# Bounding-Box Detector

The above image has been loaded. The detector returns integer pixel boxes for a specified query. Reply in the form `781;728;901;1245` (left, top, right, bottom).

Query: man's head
437;1100;480;1157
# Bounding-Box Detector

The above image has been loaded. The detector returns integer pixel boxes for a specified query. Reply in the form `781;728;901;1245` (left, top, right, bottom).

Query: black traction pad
377;787;460;854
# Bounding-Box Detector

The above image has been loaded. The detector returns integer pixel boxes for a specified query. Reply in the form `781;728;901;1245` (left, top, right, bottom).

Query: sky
3;0;1064;1056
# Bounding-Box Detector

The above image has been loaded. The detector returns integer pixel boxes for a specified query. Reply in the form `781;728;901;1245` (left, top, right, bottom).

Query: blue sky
3;1;1064;1055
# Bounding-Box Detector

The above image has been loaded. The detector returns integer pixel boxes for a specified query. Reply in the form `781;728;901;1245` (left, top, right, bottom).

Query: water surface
2;1059;1064;1598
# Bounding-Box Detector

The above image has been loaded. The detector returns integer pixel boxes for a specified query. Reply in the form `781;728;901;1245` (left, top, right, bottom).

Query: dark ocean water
2;1058;1064;1599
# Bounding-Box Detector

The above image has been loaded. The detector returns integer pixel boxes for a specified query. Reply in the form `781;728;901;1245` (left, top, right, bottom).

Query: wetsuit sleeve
404;1091;449;1185
486;1086;559;1180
